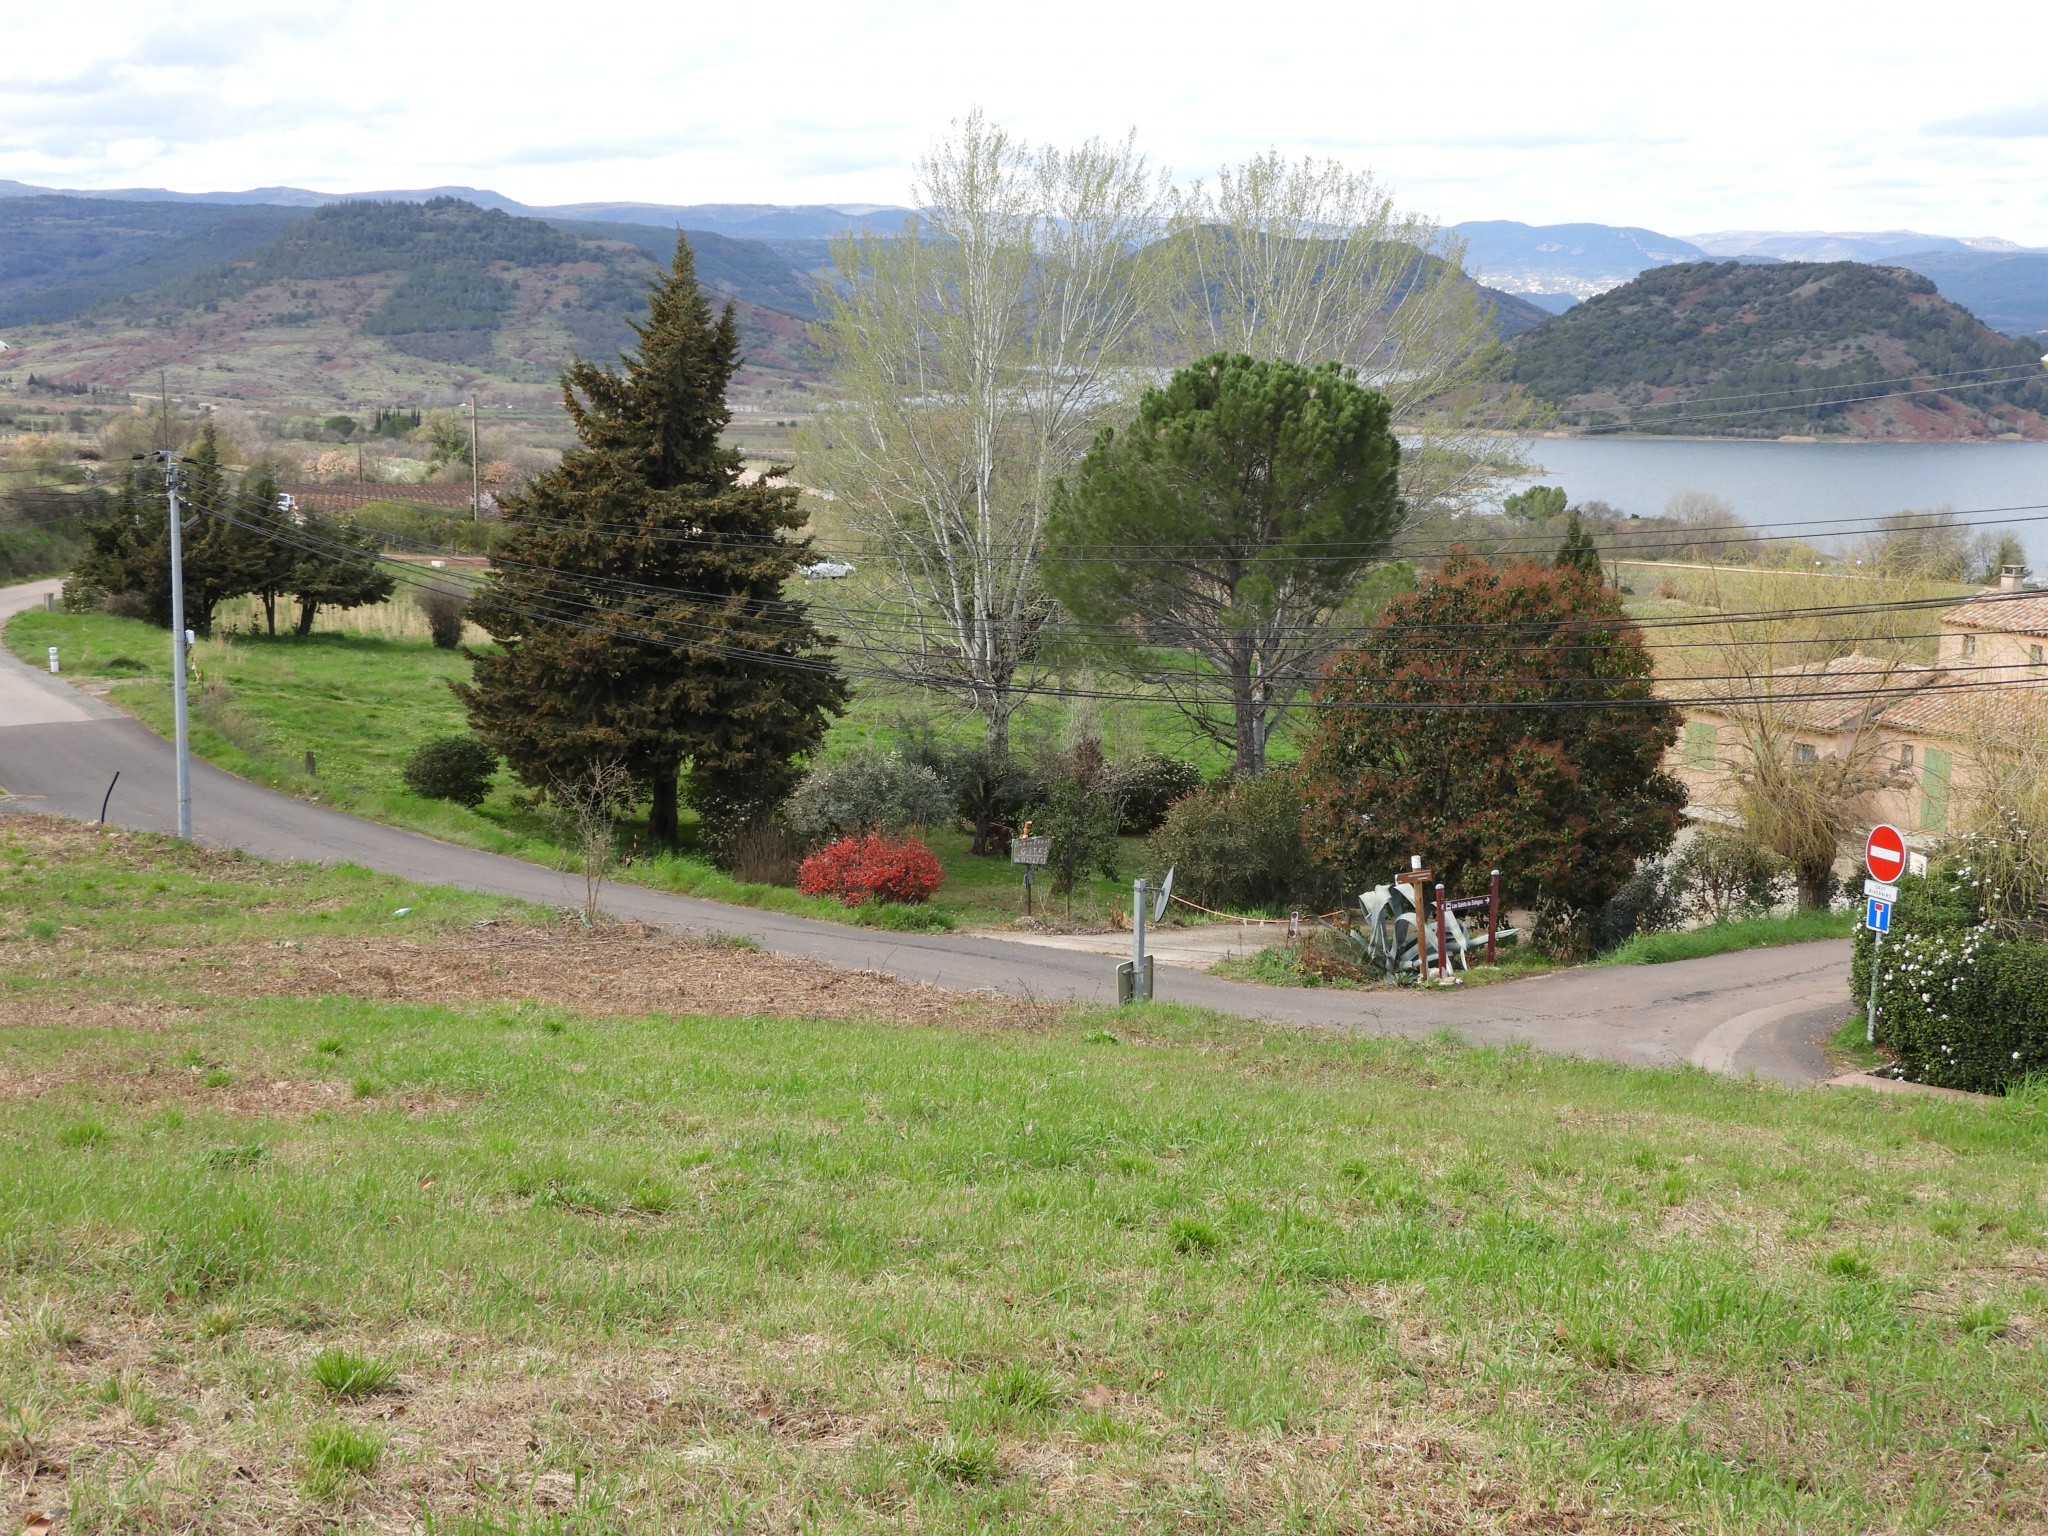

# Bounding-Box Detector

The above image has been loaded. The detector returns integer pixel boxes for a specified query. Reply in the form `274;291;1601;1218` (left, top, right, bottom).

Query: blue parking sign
1866;897;1892;934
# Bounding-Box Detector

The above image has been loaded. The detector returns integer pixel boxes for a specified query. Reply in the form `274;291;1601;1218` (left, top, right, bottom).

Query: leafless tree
804;112;1164;762
550;759;633;924
1154;153;1514;519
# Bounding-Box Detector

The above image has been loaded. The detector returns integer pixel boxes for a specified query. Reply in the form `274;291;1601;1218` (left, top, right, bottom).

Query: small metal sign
1011;835;1051;867
1863;878;1899;903
1865;897;1892;934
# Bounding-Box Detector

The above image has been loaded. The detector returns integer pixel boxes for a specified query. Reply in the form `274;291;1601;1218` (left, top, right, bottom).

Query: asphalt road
0;578;1851;1082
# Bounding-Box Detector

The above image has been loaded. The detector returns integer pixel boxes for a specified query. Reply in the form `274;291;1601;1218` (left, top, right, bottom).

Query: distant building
1668;568;2048;840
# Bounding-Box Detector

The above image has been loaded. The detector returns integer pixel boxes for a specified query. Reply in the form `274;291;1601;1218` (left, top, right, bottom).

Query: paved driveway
0;578;1850;1082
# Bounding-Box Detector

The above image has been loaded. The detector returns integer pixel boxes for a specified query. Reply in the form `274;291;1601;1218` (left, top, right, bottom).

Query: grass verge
2;816;2044;1531
1600;907;1857;965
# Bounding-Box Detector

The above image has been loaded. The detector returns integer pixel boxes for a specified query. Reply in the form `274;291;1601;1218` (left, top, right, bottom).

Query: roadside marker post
161;455;193;840
1863;823;1906;1044
46;647;58;674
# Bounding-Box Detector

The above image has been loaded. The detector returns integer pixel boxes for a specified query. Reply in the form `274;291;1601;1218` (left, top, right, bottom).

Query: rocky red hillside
1509;259;2048;439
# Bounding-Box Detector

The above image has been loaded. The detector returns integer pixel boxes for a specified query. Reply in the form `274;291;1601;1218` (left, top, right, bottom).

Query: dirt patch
105;923;1011;1028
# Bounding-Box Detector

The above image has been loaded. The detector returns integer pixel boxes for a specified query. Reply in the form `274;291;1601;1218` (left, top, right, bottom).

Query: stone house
1667;570;2048;842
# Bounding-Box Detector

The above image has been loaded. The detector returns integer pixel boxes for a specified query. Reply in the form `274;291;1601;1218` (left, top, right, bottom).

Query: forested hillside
1510;260;2048;438
0;198;817;406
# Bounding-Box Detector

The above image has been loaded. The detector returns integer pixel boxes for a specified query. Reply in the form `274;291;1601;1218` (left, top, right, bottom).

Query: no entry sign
1865;823;1907;884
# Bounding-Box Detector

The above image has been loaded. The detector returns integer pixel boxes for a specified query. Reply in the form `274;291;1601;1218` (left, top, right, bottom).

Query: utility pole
161;453;193;839
468;392;480;519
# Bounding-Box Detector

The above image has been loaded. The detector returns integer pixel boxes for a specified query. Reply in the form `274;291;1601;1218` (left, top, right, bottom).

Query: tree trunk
260;590;276;635
294;599;318;638
1796;861;1833;911
1230;642;1263;778
649;763;679;848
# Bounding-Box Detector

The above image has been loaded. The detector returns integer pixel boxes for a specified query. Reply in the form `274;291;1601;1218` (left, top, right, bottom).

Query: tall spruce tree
66;424;273;636
457;236;846;847
1554;509;1603;581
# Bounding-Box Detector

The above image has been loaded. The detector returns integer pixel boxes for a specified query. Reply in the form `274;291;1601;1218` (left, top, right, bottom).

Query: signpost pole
1131;878;1148;1002
1860;825;1906;1046
1867;929;1882;1045
1435;882;1449;983
1487;869;1500;966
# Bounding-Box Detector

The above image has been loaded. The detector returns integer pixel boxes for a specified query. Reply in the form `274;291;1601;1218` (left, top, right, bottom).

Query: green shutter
1682;721;1716;768
1920;747;1951;833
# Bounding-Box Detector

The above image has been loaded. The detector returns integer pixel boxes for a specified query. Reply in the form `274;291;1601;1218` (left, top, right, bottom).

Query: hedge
1859;866;2048;1093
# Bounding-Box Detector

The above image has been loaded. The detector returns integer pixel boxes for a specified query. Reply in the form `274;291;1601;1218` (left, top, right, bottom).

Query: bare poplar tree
550;759;633;925
1154;153;1510;519
804;112;1163;761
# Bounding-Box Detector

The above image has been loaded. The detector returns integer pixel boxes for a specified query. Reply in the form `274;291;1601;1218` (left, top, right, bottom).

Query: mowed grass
1600;907;1859;965
1;823;2046;1530
6;606;1165;930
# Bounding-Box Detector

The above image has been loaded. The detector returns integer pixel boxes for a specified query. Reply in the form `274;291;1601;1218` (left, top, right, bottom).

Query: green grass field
4;605;1166;930
1;817;2044;1531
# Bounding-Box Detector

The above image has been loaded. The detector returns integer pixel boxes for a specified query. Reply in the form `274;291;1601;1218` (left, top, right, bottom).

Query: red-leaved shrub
796;833;945;906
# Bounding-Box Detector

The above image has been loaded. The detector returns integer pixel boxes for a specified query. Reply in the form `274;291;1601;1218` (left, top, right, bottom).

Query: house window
1962;633;1977;657
1794;742;1818;763
1899;743;1915;771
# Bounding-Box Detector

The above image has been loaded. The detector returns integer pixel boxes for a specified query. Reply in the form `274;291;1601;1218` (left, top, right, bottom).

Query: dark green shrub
1669;826;1788;922
1109;752;1202;833
414;586;467;648
1851;864;1981;1002
400;736;497;807
1149;768;1345;915
1592;858;1680;951
1871;928;2048;1093
1028;739;1123;897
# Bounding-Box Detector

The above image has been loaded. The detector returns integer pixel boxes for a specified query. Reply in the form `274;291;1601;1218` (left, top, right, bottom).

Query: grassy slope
3;607;1155;929
1;821;2044;1531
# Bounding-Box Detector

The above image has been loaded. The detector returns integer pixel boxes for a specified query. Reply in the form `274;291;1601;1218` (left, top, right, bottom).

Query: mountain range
1453;220;2048;337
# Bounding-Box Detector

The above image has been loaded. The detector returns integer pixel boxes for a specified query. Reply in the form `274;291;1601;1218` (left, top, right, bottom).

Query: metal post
1487;870;1501;965
164;457;193;840
1435;882;1448;983
1131;878;1148;1001
1867;930;1882;1044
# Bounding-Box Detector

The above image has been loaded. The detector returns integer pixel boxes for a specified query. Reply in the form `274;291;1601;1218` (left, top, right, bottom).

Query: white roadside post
163;455;193;839
46;647;58;674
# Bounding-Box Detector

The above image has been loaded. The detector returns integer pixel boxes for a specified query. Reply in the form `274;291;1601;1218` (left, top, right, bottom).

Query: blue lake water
1504;437;2048;572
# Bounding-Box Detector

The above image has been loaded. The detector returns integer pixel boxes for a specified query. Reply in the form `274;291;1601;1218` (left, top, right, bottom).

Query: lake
1504;437;2048;573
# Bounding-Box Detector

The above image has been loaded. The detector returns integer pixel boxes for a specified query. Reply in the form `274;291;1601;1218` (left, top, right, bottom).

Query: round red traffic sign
1865;823;1906;883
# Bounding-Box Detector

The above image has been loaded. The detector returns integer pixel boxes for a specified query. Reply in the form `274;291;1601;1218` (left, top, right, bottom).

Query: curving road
0;578;1851;1082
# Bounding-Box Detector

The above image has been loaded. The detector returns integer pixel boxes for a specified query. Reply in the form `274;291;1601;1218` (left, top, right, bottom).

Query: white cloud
2;0;2045;243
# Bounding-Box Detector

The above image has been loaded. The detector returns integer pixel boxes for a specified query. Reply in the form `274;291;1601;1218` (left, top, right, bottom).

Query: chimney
2000;565;2026;593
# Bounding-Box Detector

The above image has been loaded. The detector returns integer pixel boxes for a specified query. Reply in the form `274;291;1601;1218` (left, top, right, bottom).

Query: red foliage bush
796;833;946;906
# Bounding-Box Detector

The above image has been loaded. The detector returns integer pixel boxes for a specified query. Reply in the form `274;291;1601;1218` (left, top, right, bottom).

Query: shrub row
1859;866;2048;1093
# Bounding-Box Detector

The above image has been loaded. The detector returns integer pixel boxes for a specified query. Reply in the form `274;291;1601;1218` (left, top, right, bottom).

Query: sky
3;0;2047;243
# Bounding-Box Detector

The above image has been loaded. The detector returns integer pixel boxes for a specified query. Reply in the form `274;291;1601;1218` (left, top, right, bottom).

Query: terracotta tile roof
1878;676;2048;739
1940;588;2048;636
1675;650;2048;744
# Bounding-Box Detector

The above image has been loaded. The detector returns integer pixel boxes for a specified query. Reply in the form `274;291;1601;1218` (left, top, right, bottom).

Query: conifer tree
1554;509;1604;581
66;424;272;635
458;236;846;847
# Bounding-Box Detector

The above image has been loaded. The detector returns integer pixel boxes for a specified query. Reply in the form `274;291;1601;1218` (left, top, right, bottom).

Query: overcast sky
5;0;2046;243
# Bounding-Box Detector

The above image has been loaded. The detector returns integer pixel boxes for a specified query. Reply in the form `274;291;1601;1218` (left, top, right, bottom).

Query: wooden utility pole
468;393;480;519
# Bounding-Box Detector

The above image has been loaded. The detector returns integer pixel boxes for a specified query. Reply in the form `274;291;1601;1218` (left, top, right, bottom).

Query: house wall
1664;714;1967;841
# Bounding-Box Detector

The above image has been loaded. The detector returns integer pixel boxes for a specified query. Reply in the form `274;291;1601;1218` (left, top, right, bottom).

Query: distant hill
1685;229;2032;262
1881;251;2048;339
1454;220;1708;300
1509;260;2048;439
0;198;816;407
